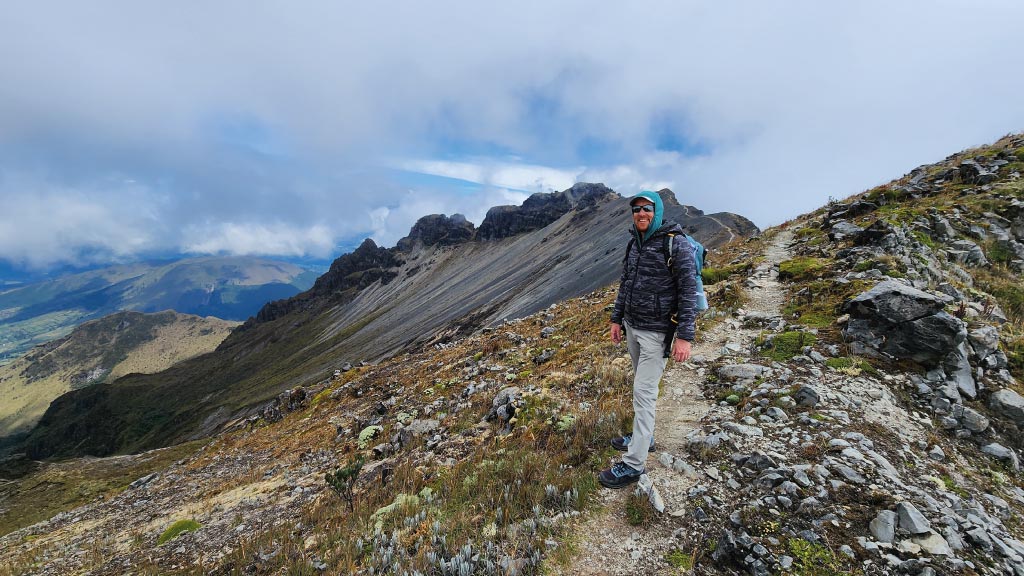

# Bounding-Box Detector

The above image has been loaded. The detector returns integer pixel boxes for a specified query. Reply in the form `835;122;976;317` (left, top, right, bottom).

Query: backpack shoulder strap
664;233;676;272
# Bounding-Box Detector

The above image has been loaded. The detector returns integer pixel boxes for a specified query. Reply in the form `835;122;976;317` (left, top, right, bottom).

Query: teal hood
631;190;664;244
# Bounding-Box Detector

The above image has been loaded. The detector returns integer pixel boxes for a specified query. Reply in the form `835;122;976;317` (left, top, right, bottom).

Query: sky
1;1;1022;270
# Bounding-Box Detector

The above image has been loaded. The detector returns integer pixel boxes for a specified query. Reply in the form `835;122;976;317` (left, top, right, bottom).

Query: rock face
396;214;476;251
842;280;974;395
476;183;616;240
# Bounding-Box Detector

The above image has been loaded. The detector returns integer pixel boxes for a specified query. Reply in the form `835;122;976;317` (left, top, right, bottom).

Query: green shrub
787;538;846;575
158;519;201;545
665;549;693;569
625;491;654;526
703;263;750;285
326;457;364;512
987;241;1016;265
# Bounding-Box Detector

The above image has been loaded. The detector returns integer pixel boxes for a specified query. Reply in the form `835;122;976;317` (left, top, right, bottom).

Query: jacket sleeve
610;244;630;324
672;237;698;341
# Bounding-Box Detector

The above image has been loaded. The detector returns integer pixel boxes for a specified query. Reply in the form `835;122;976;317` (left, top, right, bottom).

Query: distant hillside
0;310;236;441
23;183;757;458
0;256;317;365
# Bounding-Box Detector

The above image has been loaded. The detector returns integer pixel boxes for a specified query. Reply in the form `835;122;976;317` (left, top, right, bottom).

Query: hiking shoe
598;461;644;489
610;434;656;453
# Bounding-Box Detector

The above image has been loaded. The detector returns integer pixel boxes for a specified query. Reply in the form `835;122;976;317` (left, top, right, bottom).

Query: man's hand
672;338;692;363
610;322;623;344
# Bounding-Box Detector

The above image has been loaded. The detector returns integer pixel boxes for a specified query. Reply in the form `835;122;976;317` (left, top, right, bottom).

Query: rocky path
567;229;794;575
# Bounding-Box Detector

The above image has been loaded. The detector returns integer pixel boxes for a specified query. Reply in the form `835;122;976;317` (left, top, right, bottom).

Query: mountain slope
5;135;1024;574
0;310;237;440
23;183;757;458
0;256;317;365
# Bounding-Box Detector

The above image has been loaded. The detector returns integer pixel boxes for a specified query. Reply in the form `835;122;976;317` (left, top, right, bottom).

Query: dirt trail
567;229;794;575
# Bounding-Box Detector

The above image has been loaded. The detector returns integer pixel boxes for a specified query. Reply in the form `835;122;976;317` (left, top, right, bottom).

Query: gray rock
723;422;764;437
885;312;965;366
912;531;953;556
966;527;993;550
983;443;1021;470
842;280;949;325
870;510;897;543
948;239;989;266
829;220;864;241
765;407;789;422
897;501;932;535
403;419;440;437
990;389;1024;425
958;406;990;433
833;464;866;484
793;385;819;407
969;325;1000;360
718;364;770;382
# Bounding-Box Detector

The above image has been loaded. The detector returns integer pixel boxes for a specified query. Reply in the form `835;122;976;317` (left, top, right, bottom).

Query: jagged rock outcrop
396;213;476;251
246;239;402;327
840;273;978;403
476;183;616;240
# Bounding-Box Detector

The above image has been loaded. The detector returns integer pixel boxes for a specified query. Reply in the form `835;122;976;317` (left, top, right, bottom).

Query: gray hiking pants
622;320;668;471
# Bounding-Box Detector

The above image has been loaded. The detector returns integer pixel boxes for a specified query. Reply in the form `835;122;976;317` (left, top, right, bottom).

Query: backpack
625;233;709;312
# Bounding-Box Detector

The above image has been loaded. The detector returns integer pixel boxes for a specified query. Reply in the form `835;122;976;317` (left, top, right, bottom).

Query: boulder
842;280;949;324
990;389;1024;426
955;405;990;433
959;160;998;185
882;312;965;365
982;443;1021;470
897;502;931;535
794;383;819;405
947;239;989;266
829;220;864;242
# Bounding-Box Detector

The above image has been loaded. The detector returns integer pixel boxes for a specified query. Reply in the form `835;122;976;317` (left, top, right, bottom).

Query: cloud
1;1;1022;269
182;222;336;258
0;171;161;268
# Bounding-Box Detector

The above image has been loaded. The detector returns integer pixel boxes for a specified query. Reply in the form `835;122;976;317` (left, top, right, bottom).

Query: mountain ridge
0;256;318;366
22;184;756;459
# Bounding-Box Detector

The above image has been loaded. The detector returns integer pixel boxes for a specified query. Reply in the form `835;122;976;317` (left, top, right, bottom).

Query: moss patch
778;258;830;282
158;519;201;545
760;331;816;362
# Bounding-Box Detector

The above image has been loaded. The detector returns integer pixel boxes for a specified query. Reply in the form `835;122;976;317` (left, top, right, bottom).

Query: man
599;190;697;489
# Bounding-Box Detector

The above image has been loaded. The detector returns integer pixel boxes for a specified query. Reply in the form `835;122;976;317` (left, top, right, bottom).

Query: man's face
632;199;655;233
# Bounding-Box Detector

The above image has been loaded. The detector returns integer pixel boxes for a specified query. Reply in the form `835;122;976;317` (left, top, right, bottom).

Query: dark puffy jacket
610;222;697;341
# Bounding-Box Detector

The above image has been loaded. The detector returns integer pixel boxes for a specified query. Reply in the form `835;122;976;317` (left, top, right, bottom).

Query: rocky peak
247;239;402;327
656;187;681;207
396;213;476;252
477;182;616;240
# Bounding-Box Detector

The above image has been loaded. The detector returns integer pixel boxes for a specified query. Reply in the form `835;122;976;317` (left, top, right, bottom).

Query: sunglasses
631;205;654;213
